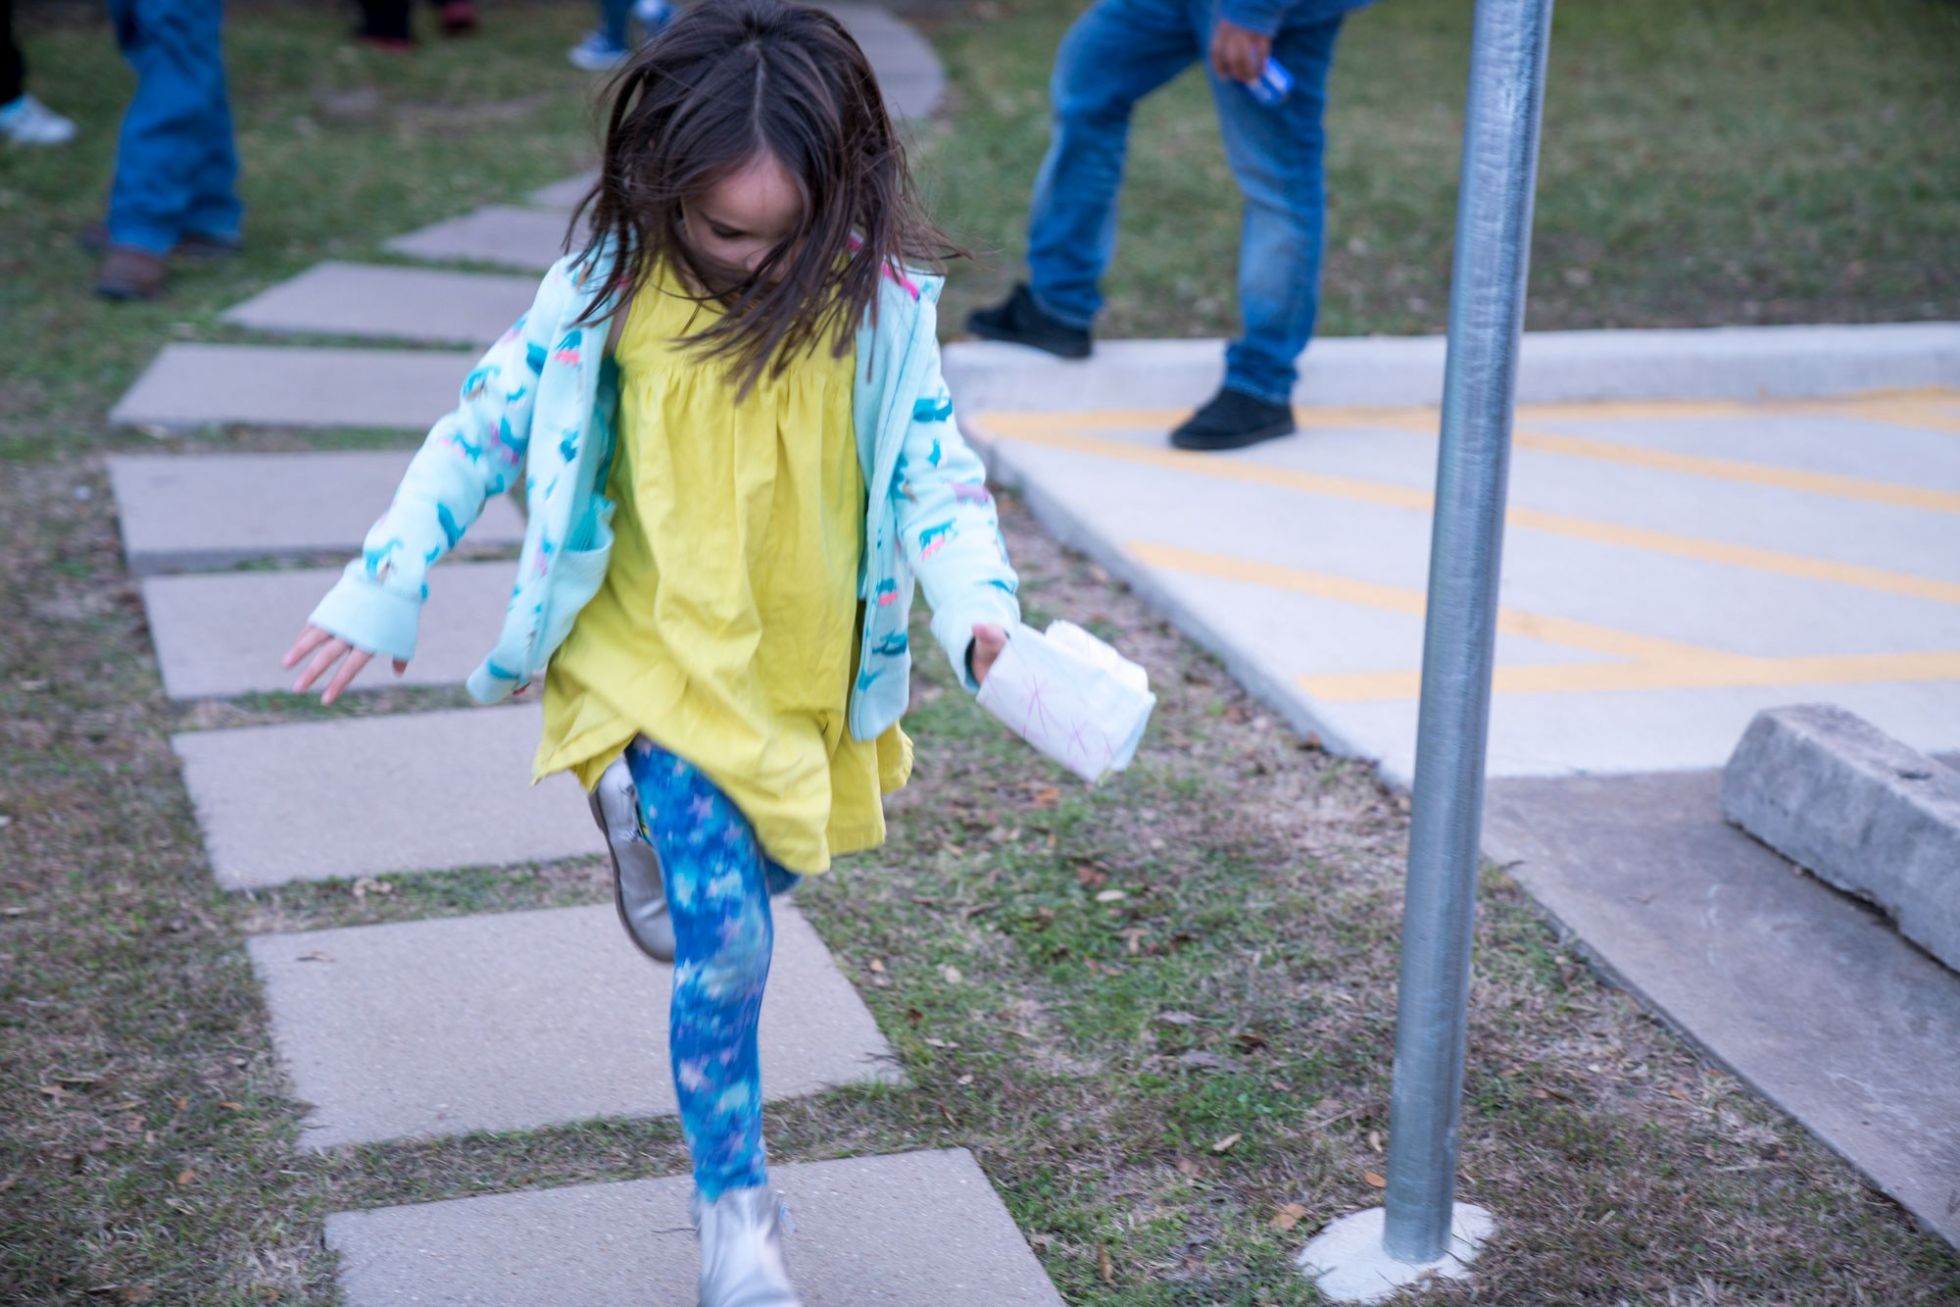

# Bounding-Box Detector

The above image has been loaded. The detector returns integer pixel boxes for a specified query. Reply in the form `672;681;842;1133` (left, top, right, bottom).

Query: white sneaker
0;94;77;147
567;30;631;72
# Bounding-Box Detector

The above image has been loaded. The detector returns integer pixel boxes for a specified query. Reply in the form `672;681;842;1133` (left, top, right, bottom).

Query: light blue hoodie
307;251;1020;741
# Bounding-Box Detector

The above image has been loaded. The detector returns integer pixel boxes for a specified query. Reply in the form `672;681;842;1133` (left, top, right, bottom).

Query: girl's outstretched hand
282;624;407;706
970;623;1008;686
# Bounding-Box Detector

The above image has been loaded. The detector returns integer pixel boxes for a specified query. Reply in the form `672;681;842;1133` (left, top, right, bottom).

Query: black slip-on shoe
1169;387;1296;452
966;282;1093;360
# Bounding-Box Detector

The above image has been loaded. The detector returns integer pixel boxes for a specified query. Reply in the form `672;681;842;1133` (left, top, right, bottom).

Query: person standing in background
353;0;480;49
92;0;242;300
967;0;1376;452
569;0;673;71
1;0;79;146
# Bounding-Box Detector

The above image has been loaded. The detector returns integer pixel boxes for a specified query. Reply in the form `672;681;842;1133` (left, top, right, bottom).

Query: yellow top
533;263;911;873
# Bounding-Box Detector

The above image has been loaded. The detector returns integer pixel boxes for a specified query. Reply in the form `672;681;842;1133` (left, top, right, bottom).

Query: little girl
281;3;1019;1301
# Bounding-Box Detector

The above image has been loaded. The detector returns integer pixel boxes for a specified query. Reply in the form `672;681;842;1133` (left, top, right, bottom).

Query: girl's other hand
282;624;407;706
970;623;1008;686
1209;18;1272;84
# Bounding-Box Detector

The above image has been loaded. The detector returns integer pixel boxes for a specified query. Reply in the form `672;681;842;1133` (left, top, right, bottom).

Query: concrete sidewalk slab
173;706;589;888
222;262;537;346
385;205;577;272
142;561;514;700
944;322;1960;414
111;344;472;431
107;452;524;575
327;1148;1062;1305
252;902;897;1149
1482;770;1960;1245
980;416;1960;783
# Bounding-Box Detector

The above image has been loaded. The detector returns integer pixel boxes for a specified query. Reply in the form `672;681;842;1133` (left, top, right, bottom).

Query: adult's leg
598;0;633;49
2;0;25;106
1024;0;1201;329
182;10;241;245
1207;14;1344;405
625;739;778;1198
354;0;413;42
106;0;228;255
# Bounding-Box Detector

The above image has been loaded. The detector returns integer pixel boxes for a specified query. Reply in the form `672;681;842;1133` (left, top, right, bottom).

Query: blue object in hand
1245;57;1294;107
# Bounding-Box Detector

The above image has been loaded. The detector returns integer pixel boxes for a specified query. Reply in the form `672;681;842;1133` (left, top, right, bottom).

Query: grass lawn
3;2;1959;1304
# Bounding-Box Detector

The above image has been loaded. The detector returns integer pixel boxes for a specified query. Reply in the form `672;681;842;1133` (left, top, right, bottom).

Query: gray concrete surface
528;172;597;209
223;262;538;346
142;560;516;700
1483;769;1960;1245
1723;705;1960;970
945;321;1960;414
385;205;576;273
110;344;473;431
965;388;1960;785
172;706;592;888
252;903;899;1149
107;451;524;575
327;1149;1063;1305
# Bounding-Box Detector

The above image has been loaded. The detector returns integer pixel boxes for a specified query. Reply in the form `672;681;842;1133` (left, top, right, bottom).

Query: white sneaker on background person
0;93;76;146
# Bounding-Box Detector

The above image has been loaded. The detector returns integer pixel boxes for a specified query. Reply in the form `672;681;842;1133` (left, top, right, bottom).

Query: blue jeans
106;0;241;255
624;739;801;1199
1026;0;1343;405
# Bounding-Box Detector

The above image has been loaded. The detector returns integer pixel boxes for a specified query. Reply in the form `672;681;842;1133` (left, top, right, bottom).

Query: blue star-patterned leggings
623;737;801;1200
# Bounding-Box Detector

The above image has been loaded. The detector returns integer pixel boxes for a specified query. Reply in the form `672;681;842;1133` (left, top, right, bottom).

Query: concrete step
142;560;514;700
253;902;898;1150
106;451;524;575
327;1148;1063;1305
172;706;589;889
386;205;574;273
223;261;538;347
111;343;473;432
1483;769;1960;1245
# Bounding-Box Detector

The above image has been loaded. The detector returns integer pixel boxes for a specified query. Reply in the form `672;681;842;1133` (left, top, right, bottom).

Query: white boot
692;1186;801;1307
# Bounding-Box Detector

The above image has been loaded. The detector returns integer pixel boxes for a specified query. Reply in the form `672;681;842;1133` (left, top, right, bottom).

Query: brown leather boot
96;245;169;302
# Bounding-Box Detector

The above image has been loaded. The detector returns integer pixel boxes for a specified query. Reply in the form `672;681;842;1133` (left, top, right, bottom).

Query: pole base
1294;1203;1495;1303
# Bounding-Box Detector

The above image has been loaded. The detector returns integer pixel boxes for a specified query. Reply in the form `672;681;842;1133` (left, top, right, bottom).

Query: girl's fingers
320;649;372;707
282;624;331;670
294;637;349;694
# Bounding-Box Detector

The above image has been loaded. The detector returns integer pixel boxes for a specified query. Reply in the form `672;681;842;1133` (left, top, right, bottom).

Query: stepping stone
173;706;591;889
386;205;578;273
830;3;945;120
252;902;899;1149
528;172;597;210
111;343;474;432
142;560;515;700
106;451;525;575
327;1148;1063;1304
223;262;538;347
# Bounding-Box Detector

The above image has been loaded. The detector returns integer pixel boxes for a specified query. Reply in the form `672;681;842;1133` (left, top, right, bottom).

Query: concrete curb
944;321;1960;413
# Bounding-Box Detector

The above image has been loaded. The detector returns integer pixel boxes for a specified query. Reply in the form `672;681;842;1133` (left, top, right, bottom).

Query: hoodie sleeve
1219;0;1287;37
305;263;570;662
893;307;1022;691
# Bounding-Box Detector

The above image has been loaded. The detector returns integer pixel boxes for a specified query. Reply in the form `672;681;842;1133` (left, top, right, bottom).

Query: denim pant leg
597;0;632;49
182;52;242;242
624;739;799;1200
106;0;237;254
1206;14;1344;404
1025;0;1201;329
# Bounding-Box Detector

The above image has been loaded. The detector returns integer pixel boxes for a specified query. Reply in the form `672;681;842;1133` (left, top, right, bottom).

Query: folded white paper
977;620;1156;783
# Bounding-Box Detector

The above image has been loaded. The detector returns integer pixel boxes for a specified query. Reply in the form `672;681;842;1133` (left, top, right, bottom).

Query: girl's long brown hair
569;0;960;393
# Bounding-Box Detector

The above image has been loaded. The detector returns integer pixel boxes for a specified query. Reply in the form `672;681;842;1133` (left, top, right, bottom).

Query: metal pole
1380;0;1554;1265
